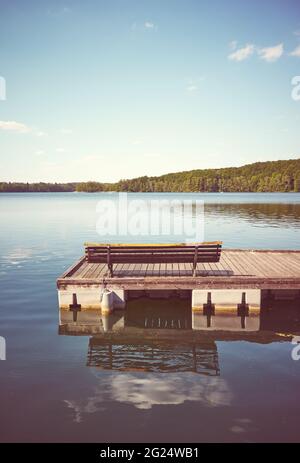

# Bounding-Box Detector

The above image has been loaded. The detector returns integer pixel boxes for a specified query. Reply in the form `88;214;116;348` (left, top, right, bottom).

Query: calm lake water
0;192;300;442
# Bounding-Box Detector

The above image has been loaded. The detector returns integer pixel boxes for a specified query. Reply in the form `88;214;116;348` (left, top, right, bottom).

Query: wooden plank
147;263;155;276
61;256;86;278
118;263;131;277
220;252;244;276
130;263;140;277
196;262;206;276
251;253;287;278
172;262;178;276
124;263;136;277
229;252;252;276
166;263;173;276
112;263;124;277
264;253;293;275
214;257;232;276
80;262;96;279
227;252;251;276
235;252;265;277
184;262;192;276
265;253;300;277
235;252;264;276
233;251;270;278
140;263;148;277
95;263;107;278
153;263;160;276
84;263;99;279
159;263;166;277
288;252;300;261
246;253;275;278
286;253;300;269
277;252;300;272
207;261;221;275
71;260;88;278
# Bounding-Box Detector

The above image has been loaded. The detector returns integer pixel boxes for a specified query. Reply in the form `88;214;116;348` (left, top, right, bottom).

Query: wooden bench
84;242;222;277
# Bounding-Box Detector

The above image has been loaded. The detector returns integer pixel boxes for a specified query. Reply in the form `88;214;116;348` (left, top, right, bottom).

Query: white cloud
35;150;45;156
228;41;284;63
131;21;157;32
56;147;66;153
0;120;31;133
228;44;255;61
294;30;300;37
0;120;48;136
257;43;283;62
144;21;155;29
290;44;300;57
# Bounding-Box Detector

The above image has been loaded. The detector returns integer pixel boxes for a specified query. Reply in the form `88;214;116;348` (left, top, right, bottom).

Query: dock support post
192;289;260;311
203;292;215;327
192;289;261;331
101;289;126;312
237;292;249;316
101;290;114;314
69;293;81;322
237;292;249;329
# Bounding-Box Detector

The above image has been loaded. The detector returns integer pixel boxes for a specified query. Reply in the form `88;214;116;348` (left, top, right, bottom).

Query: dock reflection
59;292;300;376
87;338;220;375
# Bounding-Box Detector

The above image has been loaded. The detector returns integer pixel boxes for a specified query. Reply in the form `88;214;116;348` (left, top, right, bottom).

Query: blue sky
0;0;300;182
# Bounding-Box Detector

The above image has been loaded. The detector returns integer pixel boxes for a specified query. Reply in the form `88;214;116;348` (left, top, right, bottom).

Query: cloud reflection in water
65;371;232;423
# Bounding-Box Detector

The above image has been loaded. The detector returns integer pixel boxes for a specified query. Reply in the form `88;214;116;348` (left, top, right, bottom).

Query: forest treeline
1;159;300;193
0;182;76;192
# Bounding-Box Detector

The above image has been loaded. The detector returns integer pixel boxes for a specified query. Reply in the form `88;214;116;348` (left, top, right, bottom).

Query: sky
0;0;300;183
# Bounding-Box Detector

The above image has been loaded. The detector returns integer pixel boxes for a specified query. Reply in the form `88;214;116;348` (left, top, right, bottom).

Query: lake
0;192;300;443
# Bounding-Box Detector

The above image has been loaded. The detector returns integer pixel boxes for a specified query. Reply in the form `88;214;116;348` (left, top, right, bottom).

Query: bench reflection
59;291;300;376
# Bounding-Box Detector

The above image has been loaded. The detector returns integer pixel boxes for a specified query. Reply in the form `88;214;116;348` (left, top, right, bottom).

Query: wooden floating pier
57;248;300;314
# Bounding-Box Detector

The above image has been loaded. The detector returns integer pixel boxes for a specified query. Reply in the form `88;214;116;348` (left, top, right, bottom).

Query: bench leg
193;246;198;277
193;263;197;277
108;264;113;277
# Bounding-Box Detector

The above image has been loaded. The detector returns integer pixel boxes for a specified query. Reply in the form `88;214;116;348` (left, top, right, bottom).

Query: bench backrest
85;242;222;264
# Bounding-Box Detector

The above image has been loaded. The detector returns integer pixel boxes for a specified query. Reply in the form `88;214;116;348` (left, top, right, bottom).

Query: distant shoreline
1;158;299;193
1;191;300;194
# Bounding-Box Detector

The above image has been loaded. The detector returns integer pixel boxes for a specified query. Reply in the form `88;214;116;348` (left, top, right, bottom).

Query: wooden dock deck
57;249;300;290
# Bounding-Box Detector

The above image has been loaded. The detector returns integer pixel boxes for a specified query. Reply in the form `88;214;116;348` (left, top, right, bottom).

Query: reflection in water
59;291;300;422
65;373;232;422
205;203;300;228
260;290;300;331
87;339;220;375
125;297;192;330
1;194;300;441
